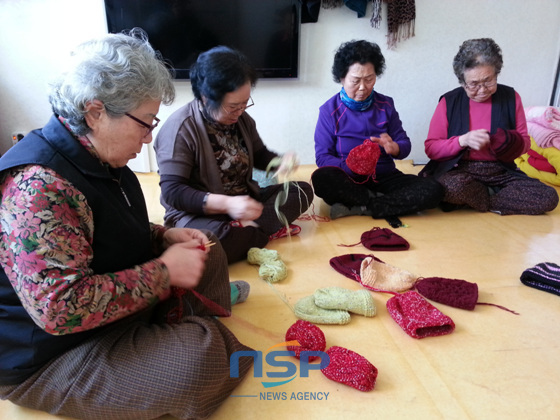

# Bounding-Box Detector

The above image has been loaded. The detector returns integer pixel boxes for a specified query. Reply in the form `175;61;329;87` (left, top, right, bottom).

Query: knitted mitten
247;247;288;283
360;257;416;292
294;295;351;325
313;287;376;317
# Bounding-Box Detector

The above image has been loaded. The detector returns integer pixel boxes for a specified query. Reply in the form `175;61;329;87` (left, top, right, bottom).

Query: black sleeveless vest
420;84;516;179
0;115;155;384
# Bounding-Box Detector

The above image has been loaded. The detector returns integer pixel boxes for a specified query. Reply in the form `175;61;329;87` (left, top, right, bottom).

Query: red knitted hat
285;320;326;361
346;139;381;176
415;277;478;310
386;291;455;339
321;346;378;392
329;253;384;282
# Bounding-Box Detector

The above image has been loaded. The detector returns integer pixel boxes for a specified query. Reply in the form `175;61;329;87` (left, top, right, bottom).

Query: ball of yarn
285;320;326;361
247;247;288;283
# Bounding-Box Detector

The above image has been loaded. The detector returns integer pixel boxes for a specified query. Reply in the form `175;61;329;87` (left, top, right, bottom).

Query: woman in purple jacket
312;40;443;220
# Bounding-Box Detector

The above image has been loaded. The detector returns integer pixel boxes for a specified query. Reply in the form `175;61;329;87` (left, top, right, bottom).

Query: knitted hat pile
360;256;417;293
386;291;455;339
247;247;288;283
329;253;383;283
321;346;378;392
285;320;326;361
520;262;560;296
346;139;381;177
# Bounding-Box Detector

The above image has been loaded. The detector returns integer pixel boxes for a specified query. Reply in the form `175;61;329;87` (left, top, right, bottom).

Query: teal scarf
340;87;374;111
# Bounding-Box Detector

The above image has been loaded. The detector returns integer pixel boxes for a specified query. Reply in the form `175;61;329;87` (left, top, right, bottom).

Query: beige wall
1;0;559;169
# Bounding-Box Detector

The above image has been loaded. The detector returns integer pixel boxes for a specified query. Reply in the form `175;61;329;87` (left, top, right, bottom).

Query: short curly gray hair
452;38;503;85
48;28;175;136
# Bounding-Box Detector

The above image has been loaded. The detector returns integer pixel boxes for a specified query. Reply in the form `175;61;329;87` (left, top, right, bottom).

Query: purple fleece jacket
314;90;411;178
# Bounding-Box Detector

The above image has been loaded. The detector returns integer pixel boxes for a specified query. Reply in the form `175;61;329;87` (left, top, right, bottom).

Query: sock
230;280;250;305
294;295;351;325
330;203;371;220
313;287;376;317
247;247;288;283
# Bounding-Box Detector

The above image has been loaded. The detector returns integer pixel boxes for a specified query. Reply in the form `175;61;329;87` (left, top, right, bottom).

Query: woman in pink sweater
422;38;558;215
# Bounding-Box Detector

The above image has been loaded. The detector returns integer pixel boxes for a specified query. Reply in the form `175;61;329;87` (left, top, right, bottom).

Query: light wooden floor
2;162;560;420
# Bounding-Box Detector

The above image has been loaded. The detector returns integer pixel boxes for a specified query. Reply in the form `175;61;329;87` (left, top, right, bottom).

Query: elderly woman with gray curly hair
0;29;252;419
422;37;558;215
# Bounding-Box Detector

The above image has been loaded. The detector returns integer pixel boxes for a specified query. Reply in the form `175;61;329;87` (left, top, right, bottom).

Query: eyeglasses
125;113;160;136
221;96;254;115
463;79;498;91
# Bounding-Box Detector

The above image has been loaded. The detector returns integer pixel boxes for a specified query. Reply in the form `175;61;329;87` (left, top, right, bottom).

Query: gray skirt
0;240;253;420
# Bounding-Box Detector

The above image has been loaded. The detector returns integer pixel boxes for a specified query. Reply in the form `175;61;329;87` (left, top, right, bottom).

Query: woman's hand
226;195;263;221
458;129;490;150
162;227;208;251
159;241;207;289
276;152;299;178
371;133;399;157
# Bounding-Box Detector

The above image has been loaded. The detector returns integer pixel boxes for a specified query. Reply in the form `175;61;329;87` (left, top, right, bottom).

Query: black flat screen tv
104;0;301;79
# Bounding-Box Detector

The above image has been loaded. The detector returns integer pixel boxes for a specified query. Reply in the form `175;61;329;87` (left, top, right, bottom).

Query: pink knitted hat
321;346;378;392
346;139;381;177
386;291;455;339
285;320;326;361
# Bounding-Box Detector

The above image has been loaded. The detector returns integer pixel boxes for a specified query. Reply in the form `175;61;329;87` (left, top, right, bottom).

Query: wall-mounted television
104;0;301;79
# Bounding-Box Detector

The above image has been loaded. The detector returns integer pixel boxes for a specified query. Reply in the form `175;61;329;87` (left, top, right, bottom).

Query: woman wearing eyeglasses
422;38;558;214
155;45;314;264
0;30;253;419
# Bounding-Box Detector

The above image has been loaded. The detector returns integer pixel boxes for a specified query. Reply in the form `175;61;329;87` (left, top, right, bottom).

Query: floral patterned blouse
0;132;170;336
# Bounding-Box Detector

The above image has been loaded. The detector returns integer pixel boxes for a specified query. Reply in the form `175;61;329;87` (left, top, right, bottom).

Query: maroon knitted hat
386;291;455;339
285;320;326;361
346;139;381;176
359;227;409;251
415;277;478;310
321;346;378;392
329;253;384;282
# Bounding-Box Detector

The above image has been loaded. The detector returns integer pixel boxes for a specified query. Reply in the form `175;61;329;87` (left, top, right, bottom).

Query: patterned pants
0;238;253;420
311;166;444;218
438;161;559;215
179;181;314;263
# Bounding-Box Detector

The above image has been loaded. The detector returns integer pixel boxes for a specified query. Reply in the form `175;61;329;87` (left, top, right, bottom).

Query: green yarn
313;287;376;317
294;295;351;325
247;247;288;283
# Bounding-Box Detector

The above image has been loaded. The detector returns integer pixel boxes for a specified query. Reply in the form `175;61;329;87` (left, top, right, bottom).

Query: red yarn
346;139;381;177
321;346;378;392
